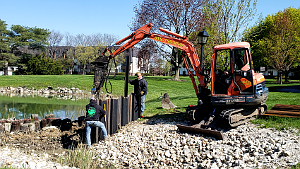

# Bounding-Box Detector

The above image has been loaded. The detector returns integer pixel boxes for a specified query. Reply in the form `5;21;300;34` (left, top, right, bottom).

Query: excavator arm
97;23;208;101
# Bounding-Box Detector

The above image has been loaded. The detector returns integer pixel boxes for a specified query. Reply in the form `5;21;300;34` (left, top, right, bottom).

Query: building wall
116;47;150;76
178;67;195;76
0;66;18;76
261;68;293;77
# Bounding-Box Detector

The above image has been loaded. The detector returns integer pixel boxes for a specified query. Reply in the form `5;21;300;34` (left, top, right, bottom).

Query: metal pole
200;45;204;71
124;50;130;97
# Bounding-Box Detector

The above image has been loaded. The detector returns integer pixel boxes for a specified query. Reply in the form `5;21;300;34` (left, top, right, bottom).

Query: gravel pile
92;118;300;169
0;147;77;169
0;118;299;169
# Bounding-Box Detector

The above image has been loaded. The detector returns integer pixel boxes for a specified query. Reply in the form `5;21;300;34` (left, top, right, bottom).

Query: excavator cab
210;42;267;106
212;45;254;95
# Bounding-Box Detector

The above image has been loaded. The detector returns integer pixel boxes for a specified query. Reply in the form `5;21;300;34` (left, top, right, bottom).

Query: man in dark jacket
128;72;148;118
85;96;107;148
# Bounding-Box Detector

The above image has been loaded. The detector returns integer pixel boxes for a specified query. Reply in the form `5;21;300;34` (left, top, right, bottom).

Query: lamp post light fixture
197;30;209;70
197;31;209;45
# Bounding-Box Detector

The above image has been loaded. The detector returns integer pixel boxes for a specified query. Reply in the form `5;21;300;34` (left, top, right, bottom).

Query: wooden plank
266;110;300;116
263;114;299;118
263;104;300;118
272;104;300;111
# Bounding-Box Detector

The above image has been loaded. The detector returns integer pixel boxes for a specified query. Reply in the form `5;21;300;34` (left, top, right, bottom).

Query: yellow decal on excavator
154;36;185;48
104;104;106;121
238;78;252;87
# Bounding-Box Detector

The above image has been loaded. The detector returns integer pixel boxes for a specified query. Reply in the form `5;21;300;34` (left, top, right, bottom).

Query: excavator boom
100;23;206;97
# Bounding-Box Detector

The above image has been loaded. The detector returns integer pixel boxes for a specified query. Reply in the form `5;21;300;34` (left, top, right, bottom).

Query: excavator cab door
212;47;254;96
231;48;254;95
213;49;232;95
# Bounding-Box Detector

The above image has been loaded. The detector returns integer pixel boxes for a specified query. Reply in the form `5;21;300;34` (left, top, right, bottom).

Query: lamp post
197;31;209;70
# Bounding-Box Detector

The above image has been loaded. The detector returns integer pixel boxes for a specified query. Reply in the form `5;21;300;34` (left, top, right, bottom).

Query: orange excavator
93;23;269;139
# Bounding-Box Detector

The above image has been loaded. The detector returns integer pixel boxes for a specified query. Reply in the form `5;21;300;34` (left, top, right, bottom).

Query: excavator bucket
176;124;225;140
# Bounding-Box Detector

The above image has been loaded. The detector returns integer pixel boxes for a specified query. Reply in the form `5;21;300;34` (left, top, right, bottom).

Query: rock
161;93;177;109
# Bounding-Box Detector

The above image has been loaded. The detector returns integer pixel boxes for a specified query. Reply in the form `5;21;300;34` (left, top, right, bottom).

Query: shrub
27;54;63;75
116;72;125;75
143;73;152;76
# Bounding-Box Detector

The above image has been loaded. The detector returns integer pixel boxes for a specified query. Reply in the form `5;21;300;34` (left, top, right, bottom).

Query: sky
0;0;299;44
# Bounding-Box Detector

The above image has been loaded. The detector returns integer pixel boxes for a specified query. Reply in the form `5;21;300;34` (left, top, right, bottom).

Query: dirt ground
0;122;85;154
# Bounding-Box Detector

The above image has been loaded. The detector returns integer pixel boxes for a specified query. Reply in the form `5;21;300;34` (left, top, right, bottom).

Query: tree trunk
279;71;283;85
174;67;180;80
173;48;181;81
284;71;289;83
83;64;86;75
4;67;8;75
4;62;8;75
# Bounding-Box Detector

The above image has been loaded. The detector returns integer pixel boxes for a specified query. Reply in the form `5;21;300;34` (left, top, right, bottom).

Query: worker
221;71;230;84
128;72;148;118
85;96;107;148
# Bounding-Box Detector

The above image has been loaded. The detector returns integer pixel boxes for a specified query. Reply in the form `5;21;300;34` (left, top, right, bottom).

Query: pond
0;94;90;121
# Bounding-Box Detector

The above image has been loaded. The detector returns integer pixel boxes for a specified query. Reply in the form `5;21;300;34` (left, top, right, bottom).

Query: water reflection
0;95;89;121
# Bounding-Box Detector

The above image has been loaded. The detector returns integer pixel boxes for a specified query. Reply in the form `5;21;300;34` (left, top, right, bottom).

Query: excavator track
177;103;267;140
220;108;256;127
220;103;267;128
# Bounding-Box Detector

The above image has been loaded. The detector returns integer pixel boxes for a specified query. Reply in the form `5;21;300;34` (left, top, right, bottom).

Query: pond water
0;94;90;121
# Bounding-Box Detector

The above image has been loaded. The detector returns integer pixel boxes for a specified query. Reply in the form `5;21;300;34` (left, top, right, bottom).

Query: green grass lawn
251;79;300;132
1;75;300;132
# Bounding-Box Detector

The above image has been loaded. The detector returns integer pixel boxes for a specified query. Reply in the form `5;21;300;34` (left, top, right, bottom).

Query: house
115;47;150;75
258;66;300;79
0;66;18;76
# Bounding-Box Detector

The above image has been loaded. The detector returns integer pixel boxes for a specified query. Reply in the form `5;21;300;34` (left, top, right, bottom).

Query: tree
244;8;300;84
206;0;257;44
0;20;18;75
74;45;96;75
162;60;172;76
8;25;50;75
69;33;120;74
58;57;74;74
265;9;300;84
136;40;156;73
47;30;63;59
155;58;164;75
10;25;50;52
132;0;207;80
188;0;257;71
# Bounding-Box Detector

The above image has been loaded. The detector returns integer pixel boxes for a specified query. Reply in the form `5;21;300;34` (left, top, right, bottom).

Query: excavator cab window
233;49;250;71
232;48;254;94
214;49;232;94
